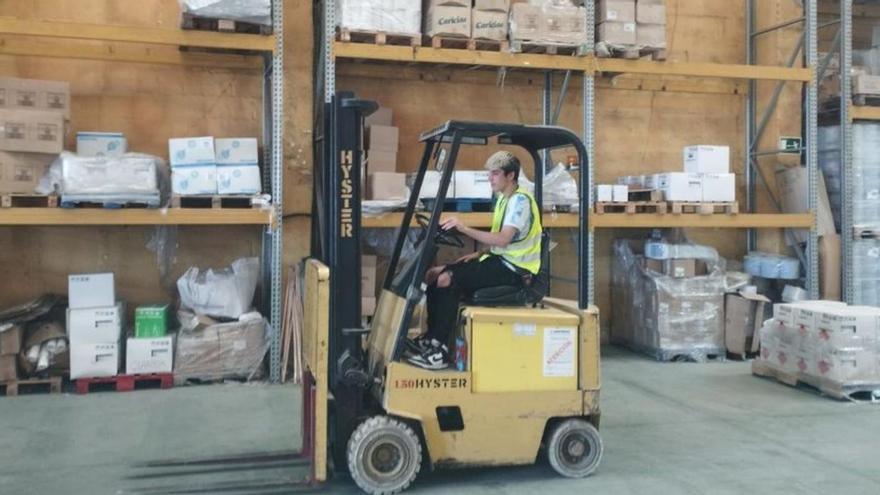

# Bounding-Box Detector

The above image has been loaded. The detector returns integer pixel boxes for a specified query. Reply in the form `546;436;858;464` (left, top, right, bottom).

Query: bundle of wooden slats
281;265;304;384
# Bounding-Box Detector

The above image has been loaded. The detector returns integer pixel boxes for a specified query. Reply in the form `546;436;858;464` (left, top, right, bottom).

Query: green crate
135;304;169;338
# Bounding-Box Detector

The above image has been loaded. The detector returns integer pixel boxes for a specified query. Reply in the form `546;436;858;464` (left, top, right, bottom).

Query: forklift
303;92;602;494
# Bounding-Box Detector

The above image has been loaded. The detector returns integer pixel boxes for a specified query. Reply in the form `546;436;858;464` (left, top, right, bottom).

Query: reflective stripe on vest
483;187;542;274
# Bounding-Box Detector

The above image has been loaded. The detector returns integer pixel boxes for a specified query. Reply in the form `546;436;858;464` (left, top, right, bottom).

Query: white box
215;138;259;165
816;348;877;384
126;337;174;375
172;165;217;195
701;173;736;202
643;173;659;189
408;171;443;198
683;145;730;174
67;304;123;345
657;172;702;202
597;0;636;23
76;132;127;158
169;137;215;167
612;184;629;202
68;273;115;309
217;164;261;195
70;342;119;379
817;306;880;348
454;171;491;198
597;184;613;202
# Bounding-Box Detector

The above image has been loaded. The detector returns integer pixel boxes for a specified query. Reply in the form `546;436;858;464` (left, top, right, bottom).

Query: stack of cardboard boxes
0;324;23;382
0;77;68;196
126;305;173;375
595;0;666;52
425;0;471;38
68;273;122;380
510;0;588;47
615;145;735;203
365;107;408;200
169;136;262;196
338;0;422;36
472;0;510;41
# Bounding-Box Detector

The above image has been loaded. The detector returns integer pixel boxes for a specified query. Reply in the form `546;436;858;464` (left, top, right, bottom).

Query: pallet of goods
595;0;666;60
337;0;423;47
509;0;589;55
178;0;273;34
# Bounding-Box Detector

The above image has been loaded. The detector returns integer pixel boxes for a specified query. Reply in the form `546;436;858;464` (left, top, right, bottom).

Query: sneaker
407;341;450;370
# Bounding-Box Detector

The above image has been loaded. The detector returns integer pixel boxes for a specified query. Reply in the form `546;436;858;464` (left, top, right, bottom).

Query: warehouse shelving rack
320;0;819;304
0;3;286;381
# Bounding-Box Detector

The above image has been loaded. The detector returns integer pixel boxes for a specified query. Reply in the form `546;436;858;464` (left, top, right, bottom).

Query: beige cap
484;151;517;172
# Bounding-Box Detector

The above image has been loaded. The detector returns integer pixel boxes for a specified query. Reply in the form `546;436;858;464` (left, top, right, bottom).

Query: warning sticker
513;322;536;337
543;327;576;377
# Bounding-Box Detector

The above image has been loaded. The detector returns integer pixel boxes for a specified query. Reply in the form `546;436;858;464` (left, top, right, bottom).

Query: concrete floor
1;347;879;495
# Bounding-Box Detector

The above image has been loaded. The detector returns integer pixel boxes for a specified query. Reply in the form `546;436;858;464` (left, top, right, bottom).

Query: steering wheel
415;212;465;248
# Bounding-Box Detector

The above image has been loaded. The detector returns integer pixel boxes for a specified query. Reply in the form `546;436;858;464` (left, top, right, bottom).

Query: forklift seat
467;232;550;307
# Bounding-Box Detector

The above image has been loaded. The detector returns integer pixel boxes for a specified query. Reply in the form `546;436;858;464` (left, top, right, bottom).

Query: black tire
547;418;603;478
347;416;422;494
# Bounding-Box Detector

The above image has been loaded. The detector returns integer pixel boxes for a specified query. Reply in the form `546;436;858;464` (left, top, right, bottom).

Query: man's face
488;168;514;193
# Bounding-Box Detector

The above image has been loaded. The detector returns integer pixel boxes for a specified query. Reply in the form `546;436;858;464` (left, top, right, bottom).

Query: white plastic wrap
743;252;800;280
177;257;260;319
337;0;421;36
819;123;880;227
612;238;726;362
510;1;588;47
179;0;271;25
174;309;270;383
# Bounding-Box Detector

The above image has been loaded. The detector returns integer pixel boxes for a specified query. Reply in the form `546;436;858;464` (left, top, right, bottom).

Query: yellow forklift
302;92;601;493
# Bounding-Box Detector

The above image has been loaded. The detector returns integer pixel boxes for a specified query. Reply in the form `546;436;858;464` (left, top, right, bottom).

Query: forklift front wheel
347;415;423;495
547;418;603;478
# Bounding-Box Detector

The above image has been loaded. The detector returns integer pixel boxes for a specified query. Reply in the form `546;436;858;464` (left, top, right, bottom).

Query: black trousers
425;255;522;344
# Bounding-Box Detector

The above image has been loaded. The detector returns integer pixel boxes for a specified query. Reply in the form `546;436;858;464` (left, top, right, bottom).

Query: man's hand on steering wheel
415;212;465;248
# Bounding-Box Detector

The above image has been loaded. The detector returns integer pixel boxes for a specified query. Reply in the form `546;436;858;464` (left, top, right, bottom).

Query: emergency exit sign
779;137;802;154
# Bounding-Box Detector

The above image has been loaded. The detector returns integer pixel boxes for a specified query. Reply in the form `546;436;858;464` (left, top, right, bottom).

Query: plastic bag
179;0;271;26
177;257;260;319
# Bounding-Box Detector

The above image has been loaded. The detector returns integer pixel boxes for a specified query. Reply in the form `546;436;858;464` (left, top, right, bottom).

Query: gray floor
2;347;879;495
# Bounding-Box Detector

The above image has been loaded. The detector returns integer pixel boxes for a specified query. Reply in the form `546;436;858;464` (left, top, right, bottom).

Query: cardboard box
70;342;119;379
367;149;397;174
454;170;491;198
475;0;509;11
135;305;169;339
126;337;174;375
365;107;393;127
636;23;666;48
701;173;736;202
68;273;115;309
656;172;702;202
472;9;508;40
0;355;17;381
215;138;259;165
409;171;443;198
174;313;268;383
425;5;471;38
817;348;877;384
820;234;841;301
172;165;218;195
596;184;613;202
543;6;588;45
67;304;123;345
0;77;70;117
852;73;880;95
725;292;771;355
643;257;663;272
612;184;629;202
597;21;637;46
76;132;127;158
366;125;399;152
217;164;261;195
0;108;64;154
816;306;880;348
663;258;696;278
362;255;378;296
597;0;635;23
368;172;408;200
683;145;729;174
0;151;55;194
776;166;836;243
636;0;666;24
0;325;23;356
509;3;542;41
168;136;215;167
362;296;376;317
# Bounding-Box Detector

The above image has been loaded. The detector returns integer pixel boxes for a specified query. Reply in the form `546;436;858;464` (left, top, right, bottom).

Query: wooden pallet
75;373;173;394
180;13;272;35
727;350;758;362
429;36;509;52
60;199;158;209
752;360;880;402
597;42;667;61
339;29;420;47
510;41;587;56
595;201;667;214
669;201;739;215
1;194;58;208
0;376;62;396
627;188;664;202
171;195;260;209
853;225;880;239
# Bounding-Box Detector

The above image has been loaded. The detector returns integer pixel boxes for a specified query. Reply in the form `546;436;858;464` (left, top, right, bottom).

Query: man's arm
440;217;517;248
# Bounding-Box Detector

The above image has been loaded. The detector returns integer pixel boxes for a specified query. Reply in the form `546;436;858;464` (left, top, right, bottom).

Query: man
408;151;543;369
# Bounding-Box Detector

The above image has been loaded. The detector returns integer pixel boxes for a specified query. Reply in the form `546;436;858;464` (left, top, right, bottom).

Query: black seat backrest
467;231;550;307
523;231;551;304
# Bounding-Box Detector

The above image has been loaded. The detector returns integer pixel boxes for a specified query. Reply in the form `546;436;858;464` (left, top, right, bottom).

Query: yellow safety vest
482;187;542;274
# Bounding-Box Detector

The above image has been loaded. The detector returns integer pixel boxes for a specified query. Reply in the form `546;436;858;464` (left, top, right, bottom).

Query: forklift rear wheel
547;419;603;478
347;416;422;494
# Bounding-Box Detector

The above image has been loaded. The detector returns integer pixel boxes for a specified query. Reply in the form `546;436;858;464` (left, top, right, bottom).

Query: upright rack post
584;0;596;306
841;0;854;303
269;0;285;382
806;0;820;299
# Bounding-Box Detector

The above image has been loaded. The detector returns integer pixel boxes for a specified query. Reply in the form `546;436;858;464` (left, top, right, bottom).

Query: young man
408;151;543;369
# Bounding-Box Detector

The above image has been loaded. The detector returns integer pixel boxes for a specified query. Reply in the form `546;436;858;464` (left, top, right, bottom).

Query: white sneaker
407;341;450;370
